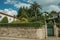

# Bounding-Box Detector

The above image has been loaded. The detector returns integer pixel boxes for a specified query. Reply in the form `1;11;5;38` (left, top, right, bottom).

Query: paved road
43;37;60;40
0;37;60;40
0;37;37;40
0;38;37;40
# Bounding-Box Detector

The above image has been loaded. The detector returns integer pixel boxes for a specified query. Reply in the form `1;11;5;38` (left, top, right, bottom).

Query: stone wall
0;27;45;39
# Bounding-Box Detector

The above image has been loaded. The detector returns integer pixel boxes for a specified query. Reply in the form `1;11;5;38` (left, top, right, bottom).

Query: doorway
47;24;54;36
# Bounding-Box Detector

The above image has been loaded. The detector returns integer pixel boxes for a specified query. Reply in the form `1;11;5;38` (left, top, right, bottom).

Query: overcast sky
0;0;60;16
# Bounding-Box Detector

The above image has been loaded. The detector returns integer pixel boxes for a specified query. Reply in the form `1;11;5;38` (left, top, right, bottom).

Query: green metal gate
47;24;54;36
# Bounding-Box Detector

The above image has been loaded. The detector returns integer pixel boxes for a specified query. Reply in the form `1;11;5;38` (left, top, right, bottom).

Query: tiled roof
0;12;17;18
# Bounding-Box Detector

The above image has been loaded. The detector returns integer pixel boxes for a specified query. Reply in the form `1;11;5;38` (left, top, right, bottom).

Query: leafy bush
56;23;60;28
20;17;29;23
0;22;44;27
0;17;8;23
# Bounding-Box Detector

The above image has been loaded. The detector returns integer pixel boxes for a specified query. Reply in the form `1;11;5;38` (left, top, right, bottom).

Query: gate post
54;20;58;37
45;21;47;38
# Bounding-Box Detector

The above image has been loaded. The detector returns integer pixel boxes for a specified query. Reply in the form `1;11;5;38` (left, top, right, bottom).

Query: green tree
0;17;8;23
29;2;41;21
50;11;57;18
42;12;49;24
17;2;42;23
17;7;28;19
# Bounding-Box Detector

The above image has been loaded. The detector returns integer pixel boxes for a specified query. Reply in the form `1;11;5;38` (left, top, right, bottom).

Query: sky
0;0;60;16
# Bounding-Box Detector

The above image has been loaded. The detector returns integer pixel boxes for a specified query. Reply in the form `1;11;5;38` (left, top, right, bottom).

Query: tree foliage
29;2;41;21
17;2;42;22
17;7;28;19
0;17;8;23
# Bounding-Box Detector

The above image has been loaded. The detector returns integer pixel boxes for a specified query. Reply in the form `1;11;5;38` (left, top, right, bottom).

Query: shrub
0;17;8;23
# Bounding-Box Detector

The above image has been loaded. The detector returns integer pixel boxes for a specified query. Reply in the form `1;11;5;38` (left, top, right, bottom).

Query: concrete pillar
45;21;47;38
58;28;60;37
56;28;59;37
54;20;58;37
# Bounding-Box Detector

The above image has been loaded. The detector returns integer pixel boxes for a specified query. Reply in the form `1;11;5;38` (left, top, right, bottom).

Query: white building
0;12;17;23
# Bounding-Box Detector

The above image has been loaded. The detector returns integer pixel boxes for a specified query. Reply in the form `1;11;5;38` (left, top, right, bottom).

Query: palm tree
30;2;41;21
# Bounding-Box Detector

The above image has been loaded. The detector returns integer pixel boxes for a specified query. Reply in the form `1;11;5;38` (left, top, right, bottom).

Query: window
10;18;11;20
0;16;2;18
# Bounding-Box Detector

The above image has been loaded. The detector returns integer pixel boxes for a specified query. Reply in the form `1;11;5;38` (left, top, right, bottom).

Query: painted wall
0;14;17;23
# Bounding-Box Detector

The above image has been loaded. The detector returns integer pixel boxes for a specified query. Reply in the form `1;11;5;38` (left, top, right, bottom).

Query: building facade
0;12;17;23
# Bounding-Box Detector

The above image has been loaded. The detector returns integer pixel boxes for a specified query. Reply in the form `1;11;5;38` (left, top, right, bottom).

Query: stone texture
0;27;45;40
36;28;45;39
